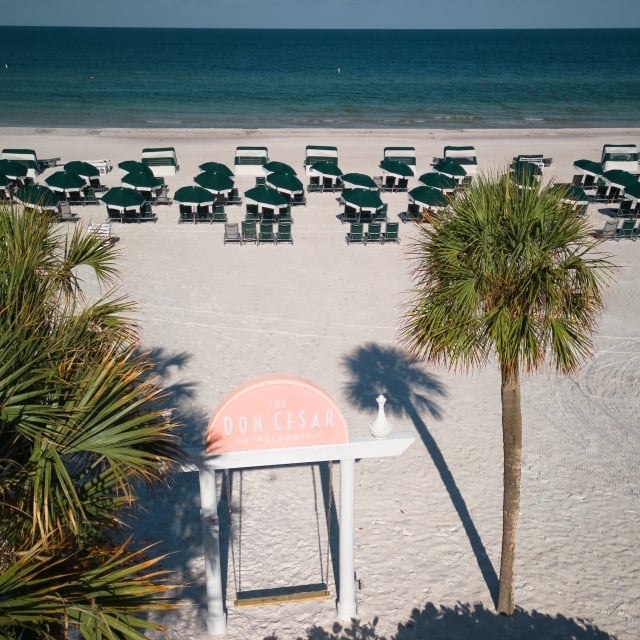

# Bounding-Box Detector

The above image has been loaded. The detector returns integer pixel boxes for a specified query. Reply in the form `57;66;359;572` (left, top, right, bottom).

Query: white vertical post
199;468;227;636
337;457;357;620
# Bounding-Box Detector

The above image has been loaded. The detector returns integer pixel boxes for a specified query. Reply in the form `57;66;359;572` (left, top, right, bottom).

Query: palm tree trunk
497;364;522;615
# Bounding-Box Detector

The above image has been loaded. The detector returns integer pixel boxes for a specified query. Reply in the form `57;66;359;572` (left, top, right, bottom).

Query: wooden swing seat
234;583;331;608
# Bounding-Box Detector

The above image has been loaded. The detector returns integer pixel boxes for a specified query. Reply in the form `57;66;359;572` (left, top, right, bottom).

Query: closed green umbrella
194;172;234;194
310;161;343;177
418;172;457;191
174;185;215;206
266;172;304;195
198;161;233;176
244;185;289;207
573;159;603;176
380;159;414;178
14;184;59;210
64;160;100;178
342;188;384;211
100;187;144;211
45;170;87;193
264;160;297;175
342;172;378;190
122;171;163;190
0;159;28;180
433;158;466;178
408;185;449;208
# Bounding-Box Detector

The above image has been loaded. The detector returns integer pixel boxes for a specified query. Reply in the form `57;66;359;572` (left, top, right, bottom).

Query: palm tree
399;170;614;615
0;205;185;638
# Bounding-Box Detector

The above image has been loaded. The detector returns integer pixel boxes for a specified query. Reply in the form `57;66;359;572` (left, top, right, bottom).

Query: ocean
0;27;638;129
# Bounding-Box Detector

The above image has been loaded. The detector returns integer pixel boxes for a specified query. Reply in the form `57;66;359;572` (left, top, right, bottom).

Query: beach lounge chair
245;203;260;221
345;222;364;244
593;184;609;202
618;200;633;217
56;201;79;223
106;207;123;223
178;204;194;224
223;222;242;245
87;222;112;245
122;208;140;223
276;221;293;244
374;203;388;222
278;206;293;223
255;176;266;187
241;220;257;244
571;174;584;186
139;201;157;223
342;205;359;224
597;219;618;240
616;218;637;241
401;202;421;223
212;203;227;223
195;205;213;224
261;207;277;223
83;186;99;205
228;187;242;206
258;221;275;245
365;222;382;243
381;221;400;244
292;192;306;206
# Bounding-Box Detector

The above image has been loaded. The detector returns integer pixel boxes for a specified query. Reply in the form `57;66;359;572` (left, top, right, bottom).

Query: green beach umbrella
100;186;144;211
342;172;378;190
198;161;234;176
623;182;640;202
0;159;27;180
408;185;449;208
64;160;100;178
309;161;343;177
45;170;87;193
266;171;304;195
194;171;234;193
118;160;154;175
418;172;457;191
602;169;638;190
573;159;603;176
342;188;384;211
263;160;297;175
244;185;289;207
379;159;414;178
433;158;466;178
174;185;215;206
122;171;163;190
14;184;59;210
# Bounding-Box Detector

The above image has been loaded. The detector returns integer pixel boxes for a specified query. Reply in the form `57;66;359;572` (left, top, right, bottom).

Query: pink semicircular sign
206;374;349;454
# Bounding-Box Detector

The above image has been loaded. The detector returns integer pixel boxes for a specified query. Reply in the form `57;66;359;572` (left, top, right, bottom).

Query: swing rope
226;465;334;607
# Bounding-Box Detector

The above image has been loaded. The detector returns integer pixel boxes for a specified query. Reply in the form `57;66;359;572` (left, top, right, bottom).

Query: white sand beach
3;126;639;639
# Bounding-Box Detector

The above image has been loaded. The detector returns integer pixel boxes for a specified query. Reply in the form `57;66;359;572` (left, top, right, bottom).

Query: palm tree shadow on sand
270;602;614;639
341;342;499;607
127;346;211;612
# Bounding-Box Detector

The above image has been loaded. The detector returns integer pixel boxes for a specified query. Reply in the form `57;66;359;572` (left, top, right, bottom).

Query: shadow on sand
265;602;615;639
341;342;499;606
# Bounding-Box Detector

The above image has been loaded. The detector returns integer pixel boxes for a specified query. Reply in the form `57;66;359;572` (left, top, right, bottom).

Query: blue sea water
0;27;638;129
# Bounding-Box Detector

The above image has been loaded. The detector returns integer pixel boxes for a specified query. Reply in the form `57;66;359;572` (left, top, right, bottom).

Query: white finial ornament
370;394;392;439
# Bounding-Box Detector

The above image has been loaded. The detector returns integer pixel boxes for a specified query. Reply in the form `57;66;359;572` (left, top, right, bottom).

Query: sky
1;0;639;30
